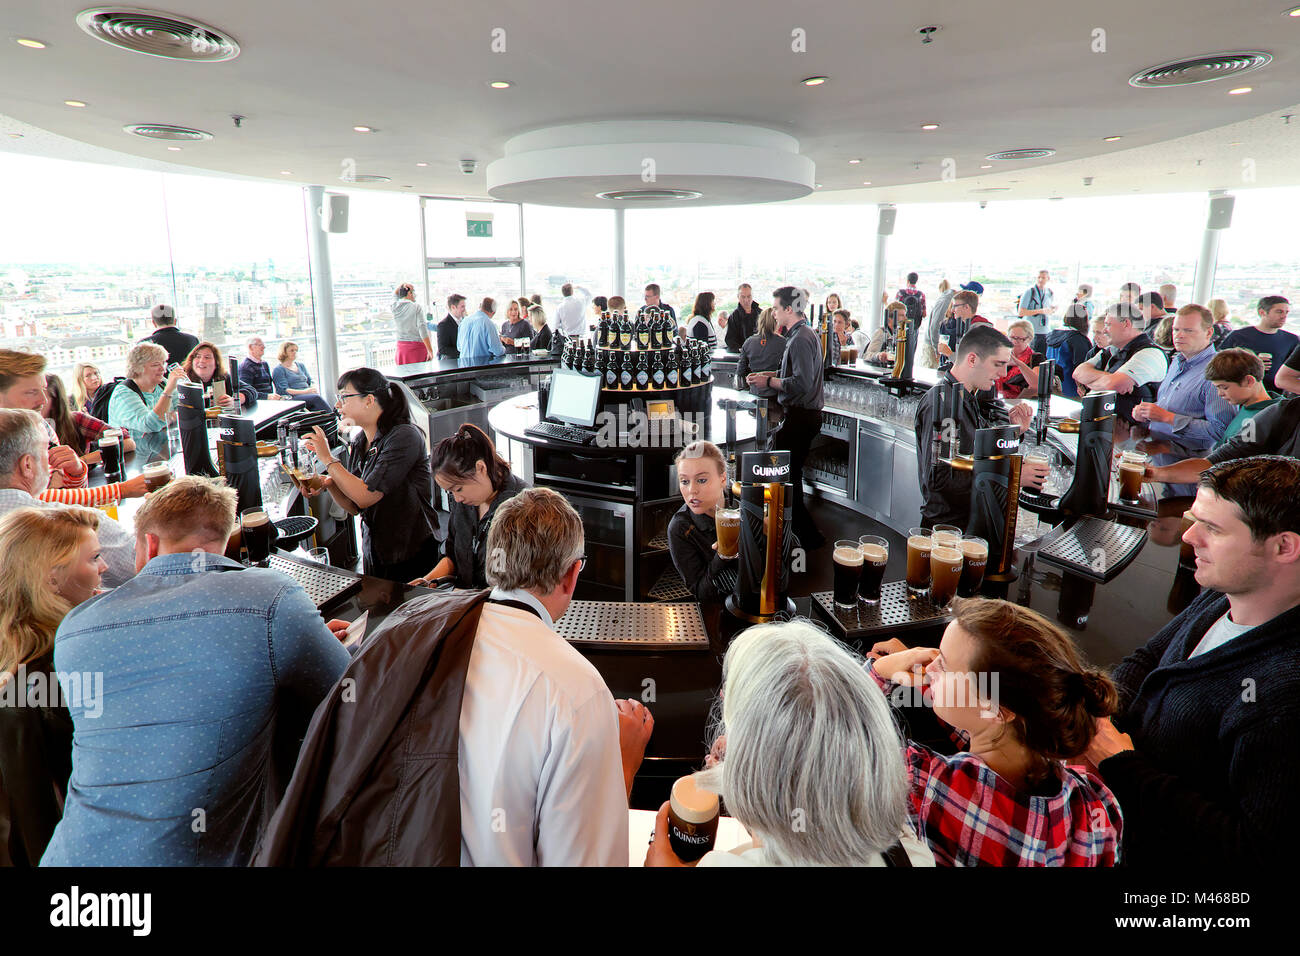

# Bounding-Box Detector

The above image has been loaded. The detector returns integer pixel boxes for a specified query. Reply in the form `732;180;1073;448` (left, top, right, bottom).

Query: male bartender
746;286;825;549
913;324;1047;529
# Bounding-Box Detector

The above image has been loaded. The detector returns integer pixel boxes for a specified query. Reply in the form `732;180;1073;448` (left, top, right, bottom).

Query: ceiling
1;1;1299;207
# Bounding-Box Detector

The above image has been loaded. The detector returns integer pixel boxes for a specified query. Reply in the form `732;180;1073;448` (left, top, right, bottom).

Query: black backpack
88;377;144;423
899;290;924;326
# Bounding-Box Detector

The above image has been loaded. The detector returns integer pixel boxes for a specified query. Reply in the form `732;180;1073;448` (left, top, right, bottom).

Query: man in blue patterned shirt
1132;305;1235;447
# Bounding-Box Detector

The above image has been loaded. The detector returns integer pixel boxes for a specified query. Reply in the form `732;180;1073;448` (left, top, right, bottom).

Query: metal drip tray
1037;516;1147;583
266;554;362;608
812;581;952;639
554;600;709;649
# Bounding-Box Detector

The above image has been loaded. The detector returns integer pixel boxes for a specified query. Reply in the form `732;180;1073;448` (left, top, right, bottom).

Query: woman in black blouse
528;305;553;353
410;424;527;589
666;440;736;603
0;506;108;867
302;367;439;582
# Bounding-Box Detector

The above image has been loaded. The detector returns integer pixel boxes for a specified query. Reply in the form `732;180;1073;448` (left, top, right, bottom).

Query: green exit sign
466;214;493;238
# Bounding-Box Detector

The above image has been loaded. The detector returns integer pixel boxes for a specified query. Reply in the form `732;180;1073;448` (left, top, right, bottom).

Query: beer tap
1032;359;1056;447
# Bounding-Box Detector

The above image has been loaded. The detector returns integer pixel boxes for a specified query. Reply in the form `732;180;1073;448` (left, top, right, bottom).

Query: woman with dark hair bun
869;598;1123;866
410;423;527;589
301;367;439;581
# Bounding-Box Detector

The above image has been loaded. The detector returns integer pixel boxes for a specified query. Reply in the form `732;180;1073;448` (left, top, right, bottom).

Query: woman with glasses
301;367;439;582
996;319;1047;399
409;424;527;590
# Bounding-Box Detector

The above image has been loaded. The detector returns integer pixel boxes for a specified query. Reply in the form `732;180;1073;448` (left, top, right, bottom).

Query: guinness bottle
602;350;618;389
619;351;634;390
598;312;611;348
691;342;703;383
680;342;694;386
619;314;634;350
667;344;681;388
635;351;650;390
584;342;596;375
636;312;652;350
651;350;666;389
701;346;712;383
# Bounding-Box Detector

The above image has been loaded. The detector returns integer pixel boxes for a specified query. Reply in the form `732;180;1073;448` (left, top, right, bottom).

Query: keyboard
524;421;598;445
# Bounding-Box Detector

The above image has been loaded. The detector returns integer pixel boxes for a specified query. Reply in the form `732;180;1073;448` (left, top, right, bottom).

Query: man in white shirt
0;408;137;586
554;282;591;339
460;487;652;865
1072;303;1168;424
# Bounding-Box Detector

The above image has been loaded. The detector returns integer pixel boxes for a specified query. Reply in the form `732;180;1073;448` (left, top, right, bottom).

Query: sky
1;149;1297;279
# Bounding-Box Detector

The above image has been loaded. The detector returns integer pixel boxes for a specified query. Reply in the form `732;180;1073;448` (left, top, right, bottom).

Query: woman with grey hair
646;619;934;867
107;341;187;436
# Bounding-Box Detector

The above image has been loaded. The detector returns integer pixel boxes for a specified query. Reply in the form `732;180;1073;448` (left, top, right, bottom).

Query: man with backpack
1018;270;1055;355
896;272;927;334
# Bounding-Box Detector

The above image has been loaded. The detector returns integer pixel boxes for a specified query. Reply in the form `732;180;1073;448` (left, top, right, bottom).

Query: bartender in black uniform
666;440;736;602
411;423;528;589
913;324;1047;529
746;285;825;549
302;367;440;582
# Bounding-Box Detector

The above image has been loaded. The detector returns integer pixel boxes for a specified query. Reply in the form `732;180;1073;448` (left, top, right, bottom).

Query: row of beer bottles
560;339;712;390
596;309;675;350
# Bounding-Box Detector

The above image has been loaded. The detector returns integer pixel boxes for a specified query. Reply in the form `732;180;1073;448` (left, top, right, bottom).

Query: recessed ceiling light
64;100;87;108
980;164;992;169
8;133;23;139
166;146;181;151
489;80;511;89
353;125;374;133
1228;86;1252;94
416;162;428;167
862;181;872;185
16;38;46;49
1229;141;1243;146
280;170;291;175
848;158;861;164
1285;5;1300;16
1104;135;1123;142
921;123;940;130
814;183;823;188
801;76;828;86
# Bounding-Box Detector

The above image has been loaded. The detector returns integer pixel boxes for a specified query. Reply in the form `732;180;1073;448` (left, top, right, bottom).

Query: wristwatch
766;375;774;389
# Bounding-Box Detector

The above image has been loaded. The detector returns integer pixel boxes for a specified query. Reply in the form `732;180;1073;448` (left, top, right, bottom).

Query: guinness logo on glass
995;438;1018;451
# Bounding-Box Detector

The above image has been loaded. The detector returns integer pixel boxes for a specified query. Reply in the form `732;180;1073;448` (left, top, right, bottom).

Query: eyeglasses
576;554;587;573
336;392;366;404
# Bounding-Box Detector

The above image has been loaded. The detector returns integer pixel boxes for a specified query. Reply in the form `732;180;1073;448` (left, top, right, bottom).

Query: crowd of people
1;276;1298;869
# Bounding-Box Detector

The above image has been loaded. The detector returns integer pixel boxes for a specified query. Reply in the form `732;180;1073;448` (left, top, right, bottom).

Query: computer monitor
547;367;601;428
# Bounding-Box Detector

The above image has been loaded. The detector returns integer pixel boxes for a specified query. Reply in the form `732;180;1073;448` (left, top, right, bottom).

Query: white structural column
1193;189;1232;308
613;208;626;299
305;185;340;404
868;204;895;332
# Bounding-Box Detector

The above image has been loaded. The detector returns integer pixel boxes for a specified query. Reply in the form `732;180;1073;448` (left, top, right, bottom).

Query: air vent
76;7;240;62
985;148;1056;161
124;123;212;141
349;174;391;184
1129;51;1271;88
595;188;703;202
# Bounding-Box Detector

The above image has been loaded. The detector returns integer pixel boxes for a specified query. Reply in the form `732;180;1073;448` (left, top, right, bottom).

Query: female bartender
409;423;527;589
301;367;439;582
666;440;736;603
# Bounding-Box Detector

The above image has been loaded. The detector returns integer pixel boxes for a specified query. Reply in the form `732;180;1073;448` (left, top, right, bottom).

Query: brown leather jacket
254;589;489;866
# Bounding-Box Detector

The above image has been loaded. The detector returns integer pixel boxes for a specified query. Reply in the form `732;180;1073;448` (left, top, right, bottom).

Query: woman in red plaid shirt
870;598;1123;866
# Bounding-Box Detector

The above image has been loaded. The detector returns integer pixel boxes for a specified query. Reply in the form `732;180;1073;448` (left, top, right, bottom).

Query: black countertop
381;352;559;381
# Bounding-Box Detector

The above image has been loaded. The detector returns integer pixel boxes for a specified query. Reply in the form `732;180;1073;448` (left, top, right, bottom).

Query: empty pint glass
1118;451;1148;503
242;508;275;565
715;506;740;559
906;528;933;594
857;535;888;604
833;540;864;609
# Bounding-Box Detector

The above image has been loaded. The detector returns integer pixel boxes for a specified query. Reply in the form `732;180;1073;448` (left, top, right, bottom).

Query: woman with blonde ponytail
0;505;107;866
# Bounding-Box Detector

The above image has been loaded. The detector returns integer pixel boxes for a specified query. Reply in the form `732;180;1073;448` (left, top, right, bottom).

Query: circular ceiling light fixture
862;181;872;185
166;145;181;150
64;100;88;108
980;164;992;169
489;80;512;89
595;188;703;202
16;38;47;49
1286;5;1300;16
985;147;1056;161
801;76;828;86
352;125;375;133
1129;51;1271;88
921;123;940;130
848;158;861;164
1104;135;1123;142
280;170;291;175
415;162;428;167
76;7;240;61
1228;86;1253;94
124;123;213;141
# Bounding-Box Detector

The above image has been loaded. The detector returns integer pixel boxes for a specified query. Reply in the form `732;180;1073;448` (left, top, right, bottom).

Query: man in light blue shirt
42;476;350;866
1018;270;1055;354
457;297;506;358
1133;305;1235;447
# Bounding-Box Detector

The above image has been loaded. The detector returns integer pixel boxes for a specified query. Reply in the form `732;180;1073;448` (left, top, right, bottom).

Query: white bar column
1193;189;1231;307
613;208;626;299
305;185;340;403
867;204;894;332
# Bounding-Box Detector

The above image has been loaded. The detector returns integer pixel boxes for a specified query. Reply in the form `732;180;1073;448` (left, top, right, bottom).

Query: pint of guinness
241;508;275;565
98;429;124;482
666;774;719;862
857;535;888;604
906;527;932;594
142;461;172;493
833;541;863;609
